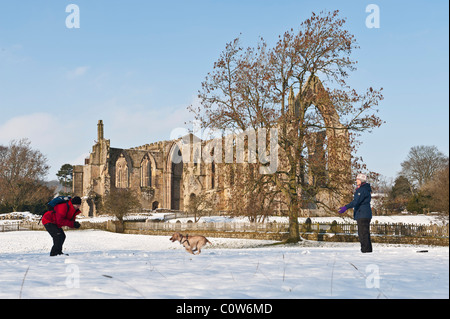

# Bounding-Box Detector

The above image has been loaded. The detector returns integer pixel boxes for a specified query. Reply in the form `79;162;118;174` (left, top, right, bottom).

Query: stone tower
98;120;104;141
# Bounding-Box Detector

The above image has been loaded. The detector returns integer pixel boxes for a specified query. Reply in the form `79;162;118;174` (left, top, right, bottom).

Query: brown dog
169;232;211;255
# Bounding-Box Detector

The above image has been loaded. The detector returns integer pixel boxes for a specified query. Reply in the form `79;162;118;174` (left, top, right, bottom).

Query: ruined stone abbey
73;75;351;218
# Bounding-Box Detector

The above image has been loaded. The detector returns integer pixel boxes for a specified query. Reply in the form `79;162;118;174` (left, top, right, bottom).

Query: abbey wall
73;120;228;216
73;75;352;218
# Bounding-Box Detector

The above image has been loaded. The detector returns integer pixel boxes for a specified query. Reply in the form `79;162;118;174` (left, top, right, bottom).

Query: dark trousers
357;218;372;253
44;223;66;256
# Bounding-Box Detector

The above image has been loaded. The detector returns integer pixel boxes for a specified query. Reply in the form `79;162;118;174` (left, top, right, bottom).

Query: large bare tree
0;139;51;211
189;11;383;242
400;145;449;189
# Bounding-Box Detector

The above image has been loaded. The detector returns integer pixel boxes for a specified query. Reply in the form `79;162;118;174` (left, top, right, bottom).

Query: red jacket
42;200;81;228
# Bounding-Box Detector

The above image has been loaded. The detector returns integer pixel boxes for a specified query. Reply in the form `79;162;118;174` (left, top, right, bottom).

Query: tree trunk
286;192;301;243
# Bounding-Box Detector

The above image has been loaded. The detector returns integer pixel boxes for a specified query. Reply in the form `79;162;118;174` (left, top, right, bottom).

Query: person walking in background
338;174;373;253
42;196;82;256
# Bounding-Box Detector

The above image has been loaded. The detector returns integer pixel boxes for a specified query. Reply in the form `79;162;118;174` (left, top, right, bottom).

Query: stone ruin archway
167;143;184;211
288;74;352;208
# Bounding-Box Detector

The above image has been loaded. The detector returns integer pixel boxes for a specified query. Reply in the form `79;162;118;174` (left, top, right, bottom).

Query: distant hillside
43;180;63;194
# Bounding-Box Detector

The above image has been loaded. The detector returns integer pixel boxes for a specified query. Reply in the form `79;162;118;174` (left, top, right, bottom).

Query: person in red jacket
42;196;82;256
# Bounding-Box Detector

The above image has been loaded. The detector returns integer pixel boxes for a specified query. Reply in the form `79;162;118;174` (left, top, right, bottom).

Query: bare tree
422;165;449;218
0;139;50;211
228;163;278;223
98;188;142;232
0;145;7;159
400;145;449;189
186;192;216;222
189;11;383;242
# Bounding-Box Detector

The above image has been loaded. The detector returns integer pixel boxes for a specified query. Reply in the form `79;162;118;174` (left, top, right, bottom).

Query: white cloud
0;113;59;146
66;66;89;79
0;95;198;180
0;113;88;180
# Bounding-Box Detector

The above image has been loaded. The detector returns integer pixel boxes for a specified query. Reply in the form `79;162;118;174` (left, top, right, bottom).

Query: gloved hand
73;221;81;229
338;206;347;214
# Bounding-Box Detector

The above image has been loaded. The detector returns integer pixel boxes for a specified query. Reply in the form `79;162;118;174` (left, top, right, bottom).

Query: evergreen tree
56;164;73;195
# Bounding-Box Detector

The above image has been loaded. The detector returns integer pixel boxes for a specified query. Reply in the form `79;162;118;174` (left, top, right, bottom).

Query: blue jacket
345;183;372;220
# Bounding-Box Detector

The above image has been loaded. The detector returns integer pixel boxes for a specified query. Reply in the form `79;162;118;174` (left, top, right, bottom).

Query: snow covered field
0;230;448;299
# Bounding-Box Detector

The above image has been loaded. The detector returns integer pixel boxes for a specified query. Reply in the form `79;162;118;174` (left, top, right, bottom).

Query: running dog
169;232;211;255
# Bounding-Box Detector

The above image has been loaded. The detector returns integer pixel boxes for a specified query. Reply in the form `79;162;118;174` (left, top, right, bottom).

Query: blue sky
0;0;448;181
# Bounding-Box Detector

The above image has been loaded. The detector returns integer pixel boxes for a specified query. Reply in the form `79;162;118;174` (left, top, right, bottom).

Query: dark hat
72;196;82;205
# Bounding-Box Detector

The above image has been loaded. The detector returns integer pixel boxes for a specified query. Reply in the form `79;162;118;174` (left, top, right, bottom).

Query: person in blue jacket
338;173;373;253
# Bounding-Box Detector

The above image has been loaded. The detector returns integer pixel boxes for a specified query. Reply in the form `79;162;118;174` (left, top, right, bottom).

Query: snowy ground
0;230;448;299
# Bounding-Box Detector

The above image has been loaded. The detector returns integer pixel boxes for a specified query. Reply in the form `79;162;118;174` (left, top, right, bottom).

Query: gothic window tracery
141;155;152;187
115;154;129;188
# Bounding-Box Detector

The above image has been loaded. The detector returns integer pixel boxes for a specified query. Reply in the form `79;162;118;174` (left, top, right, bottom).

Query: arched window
140;155;152;187
116;154;129;188
211;161;215;189
210;148;215;189
170;144;183;210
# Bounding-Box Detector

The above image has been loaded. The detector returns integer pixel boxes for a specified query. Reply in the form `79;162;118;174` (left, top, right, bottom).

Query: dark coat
345;183;372;220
